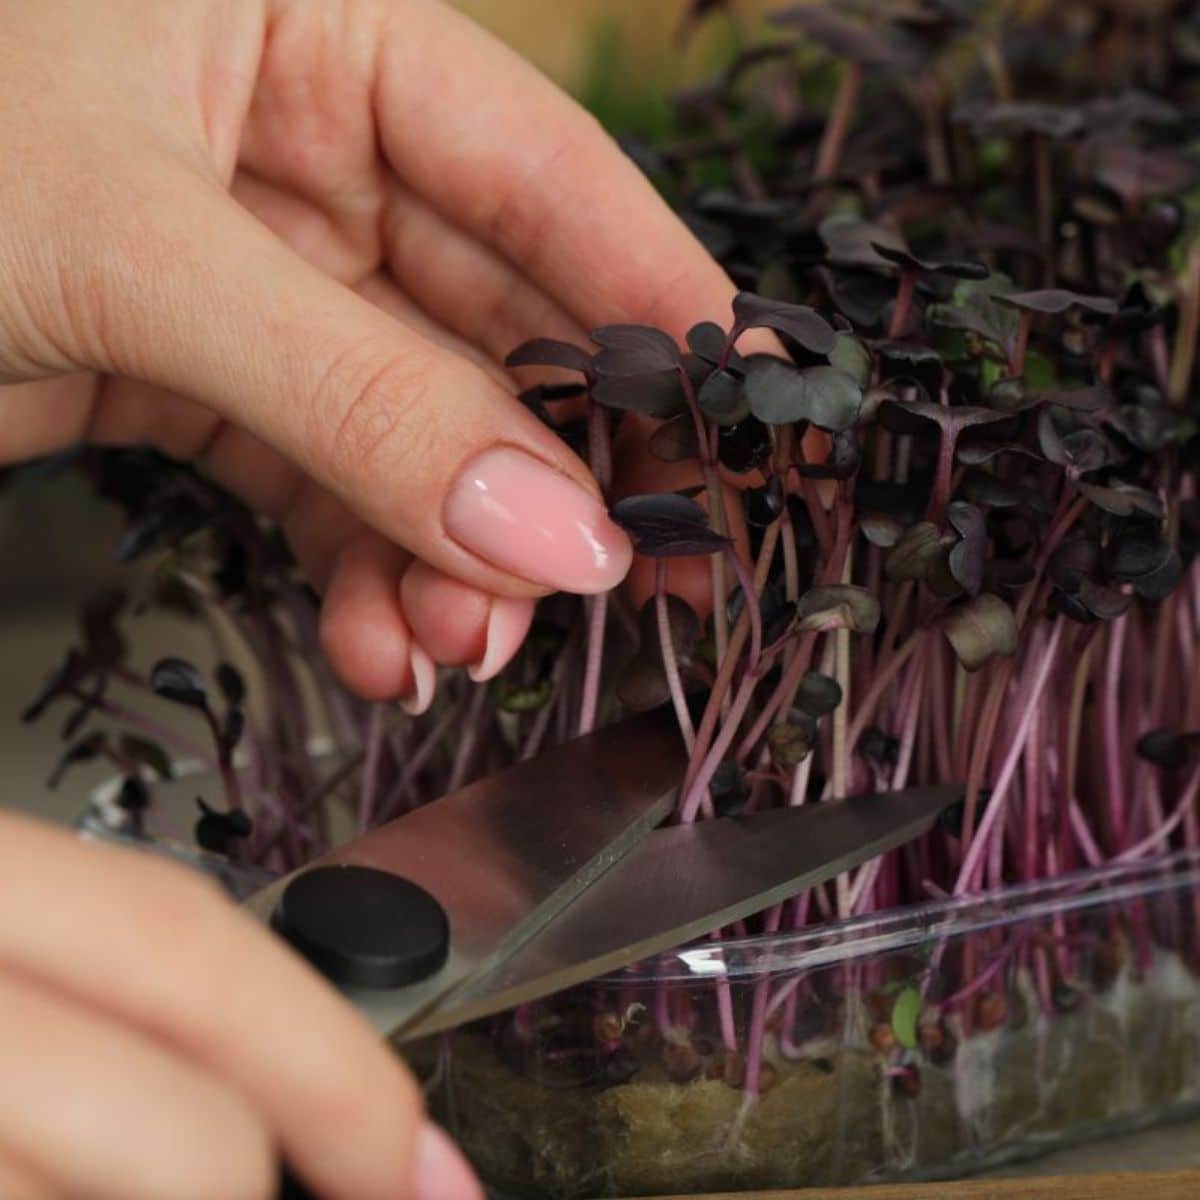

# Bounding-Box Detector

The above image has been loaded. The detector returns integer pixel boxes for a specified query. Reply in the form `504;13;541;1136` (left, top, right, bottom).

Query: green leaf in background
891;985;921;1050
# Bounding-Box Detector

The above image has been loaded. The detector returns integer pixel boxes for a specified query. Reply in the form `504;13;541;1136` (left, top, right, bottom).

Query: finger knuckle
319;341;437;484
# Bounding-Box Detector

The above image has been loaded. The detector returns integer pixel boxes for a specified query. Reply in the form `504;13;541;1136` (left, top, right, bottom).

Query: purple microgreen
795;672;843;718
505;338;596;381
687;321;743;369
1077;577;1133;620
609;493;732;558
947;502;988;596
223;707;246;754
710;761;749;816
80;590;128;670
22;650;88;724
995;289;1119;317
746;476;785;527
1076;481;1165;519
819;215;908;272
731;293;837;355
954;101;1085;140
941;594;1018;672
149;657;209;711
795;585;881;635
1086;89;1180;129
1110;536;1182;599
1037;385;1115;412
828;332;872;385
1037;408;1122;473
875;341;943;393
860;512;904;548
744;358;863;430
649;414;702;463
591;370;689;418
768;6;916;66
47;731;108;789
885;521;947;584
119;734;173;780
870;242;988;280
697;368;749;426
61;672;107;741
591;325;682;376
858;727;900;766
926;274;1021;351
215;662;246;706
1136;729;1200;770
194;797;253;855
117;776;150;814
767;718;817;768
1087;140;1197;209
717;418;773;475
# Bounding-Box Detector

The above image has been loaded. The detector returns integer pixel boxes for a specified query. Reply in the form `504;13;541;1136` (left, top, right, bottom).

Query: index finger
373;2;739;339
0;812;424;1200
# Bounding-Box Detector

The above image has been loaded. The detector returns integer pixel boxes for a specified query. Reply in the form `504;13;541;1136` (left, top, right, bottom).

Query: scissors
211;707;961;1046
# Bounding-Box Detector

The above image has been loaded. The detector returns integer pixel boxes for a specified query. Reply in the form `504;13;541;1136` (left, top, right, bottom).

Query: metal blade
395;784;958;1041
244;707;687;1036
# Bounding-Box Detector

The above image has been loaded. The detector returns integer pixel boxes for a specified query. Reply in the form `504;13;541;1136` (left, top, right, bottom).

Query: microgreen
25;0;1200;1136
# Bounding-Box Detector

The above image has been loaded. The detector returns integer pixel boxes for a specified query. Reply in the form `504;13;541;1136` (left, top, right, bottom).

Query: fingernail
468;596;535;682
413;1121;483;1200
399;642;436;715
444;447;632;594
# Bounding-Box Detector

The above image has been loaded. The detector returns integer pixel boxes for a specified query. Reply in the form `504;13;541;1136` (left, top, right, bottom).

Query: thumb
83;170;631;599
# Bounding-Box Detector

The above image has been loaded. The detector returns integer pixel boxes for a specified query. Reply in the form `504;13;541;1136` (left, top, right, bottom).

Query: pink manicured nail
413;1121;484;1200
468;596;536;682
444;448;632;593
399;642;436;716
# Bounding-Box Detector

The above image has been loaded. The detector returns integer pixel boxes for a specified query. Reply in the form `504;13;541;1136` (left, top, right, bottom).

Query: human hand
0;811;479;1200
0;0;745;705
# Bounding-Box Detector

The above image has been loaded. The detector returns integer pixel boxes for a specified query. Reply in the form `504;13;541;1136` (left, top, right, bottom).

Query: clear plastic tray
423;851;1200;1198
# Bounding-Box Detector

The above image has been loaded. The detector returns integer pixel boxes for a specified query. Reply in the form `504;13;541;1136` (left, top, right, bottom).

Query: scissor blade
396;784;958;1041
245;707;686;1037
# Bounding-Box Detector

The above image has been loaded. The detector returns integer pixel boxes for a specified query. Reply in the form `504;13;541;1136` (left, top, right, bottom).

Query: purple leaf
505;338;596;379
150;657;208;710
795;585;881;634
947;502;987;596
592;325;682;376
733;293;836;354
610;493;732;558
591;370;688;418
995;289;1118;316
942;594;1017;672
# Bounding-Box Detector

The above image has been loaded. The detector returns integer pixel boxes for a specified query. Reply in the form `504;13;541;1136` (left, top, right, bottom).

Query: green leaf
927;273;1020;351
891;986;921;1050
1022;349;1057;391
495;678;554;713
829;333;872;386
